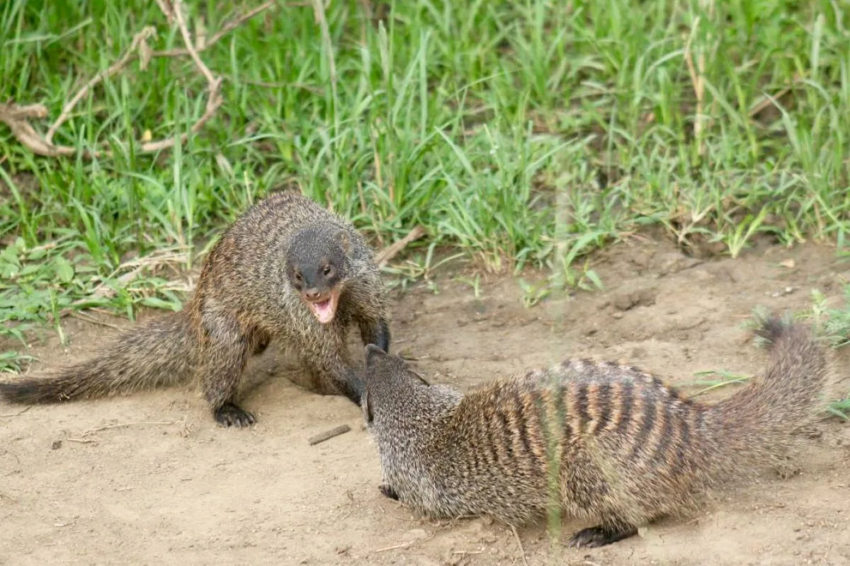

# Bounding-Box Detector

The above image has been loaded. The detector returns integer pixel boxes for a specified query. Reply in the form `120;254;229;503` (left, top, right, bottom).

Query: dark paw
379;484;399;500
568;524;637;548
214;402;257;428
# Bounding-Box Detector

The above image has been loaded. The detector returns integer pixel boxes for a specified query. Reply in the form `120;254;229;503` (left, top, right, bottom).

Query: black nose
305;289;320;300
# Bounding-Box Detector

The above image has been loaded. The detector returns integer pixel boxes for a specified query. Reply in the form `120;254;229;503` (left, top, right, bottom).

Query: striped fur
362;316;831;547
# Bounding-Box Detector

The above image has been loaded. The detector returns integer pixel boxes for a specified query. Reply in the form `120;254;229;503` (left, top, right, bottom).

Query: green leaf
53;256;75;283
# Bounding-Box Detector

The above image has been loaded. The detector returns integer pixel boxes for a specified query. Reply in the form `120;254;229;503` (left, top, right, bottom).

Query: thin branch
173;1;216;84
142;0;224;154
46;27;156;144
0;406;32;419
150;1;312;57
308;424;351;445
81;420;179;436
375;226;427;267
510;525;529;566
0;103;88;157
1;1;284;160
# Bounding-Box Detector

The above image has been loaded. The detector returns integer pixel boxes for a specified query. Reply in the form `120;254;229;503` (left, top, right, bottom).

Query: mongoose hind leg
199;311;255;428
567;520;638;548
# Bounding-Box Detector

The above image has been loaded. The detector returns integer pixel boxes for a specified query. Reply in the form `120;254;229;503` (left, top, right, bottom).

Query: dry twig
151;1;312;57
69;420;182;443
375;226;427;267
373;534;435;553
0;0;281;159
308;424;351;445
47;246;190;322
46;27;156;145
510;525;529;566
0;406;33;419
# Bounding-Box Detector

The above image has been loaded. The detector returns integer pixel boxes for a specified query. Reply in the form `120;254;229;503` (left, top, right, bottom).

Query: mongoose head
285;226;352;324
361;344;431;425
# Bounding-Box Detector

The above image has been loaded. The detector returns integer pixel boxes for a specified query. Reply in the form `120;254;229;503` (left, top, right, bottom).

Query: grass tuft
2;0;850;368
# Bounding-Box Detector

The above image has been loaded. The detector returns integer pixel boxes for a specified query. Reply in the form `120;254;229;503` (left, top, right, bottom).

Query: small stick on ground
69;311;125;331
375;226;427;267
511;524;529;566
80;420;180;437
373;534;435;553
0;406;32;418
308;424;351;446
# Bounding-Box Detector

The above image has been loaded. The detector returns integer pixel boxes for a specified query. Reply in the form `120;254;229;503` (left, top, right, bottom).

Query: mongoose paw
378;484;399;500
214;402;257;428
567;524;638;548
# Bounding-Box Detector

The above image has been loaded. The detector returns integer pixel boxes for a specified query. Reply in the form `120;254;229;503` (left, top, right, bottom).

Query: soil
2;235;850;566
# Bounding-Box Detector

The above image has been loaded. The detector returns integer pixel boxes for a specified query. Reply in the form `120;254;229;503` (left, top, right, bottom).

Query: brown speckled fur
0;191;390;427
362;316;830;548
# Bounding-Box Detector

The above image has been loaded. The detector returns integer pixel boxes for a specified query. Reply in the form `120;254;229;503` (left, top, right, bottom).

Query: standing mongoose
360;315;830;548
0;191;391;427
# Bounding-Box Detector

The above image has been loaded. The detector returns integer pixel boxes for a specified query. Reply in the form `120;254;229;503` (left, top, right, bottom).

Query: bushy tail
0;312;198;404
707;314;831;465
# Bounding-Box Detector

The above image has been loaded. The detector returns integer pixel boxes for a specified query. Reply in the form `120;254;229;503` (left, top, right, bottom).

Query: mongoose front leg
567;520;638;548
301;334;364;406
199;311;254;427
359;317;391;353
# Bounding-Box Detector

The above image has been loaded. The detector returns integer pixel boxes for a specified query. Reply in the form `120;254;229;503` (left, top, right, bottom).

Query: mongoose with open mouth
0;191;390;427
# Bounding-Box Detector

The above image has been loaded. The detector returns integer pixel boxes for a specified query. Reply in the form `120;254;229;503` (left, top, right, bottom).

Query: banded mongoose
0;191;391;427
361;316;830;548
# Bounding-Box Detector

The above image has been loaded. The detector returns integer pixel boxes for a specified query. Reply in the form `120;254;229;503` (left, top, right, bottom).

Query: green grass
1;0;850;369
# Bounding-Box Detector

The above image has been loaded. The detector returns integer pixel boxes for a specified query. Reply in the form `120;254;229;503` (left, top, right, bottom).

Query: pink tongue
312;300;334;324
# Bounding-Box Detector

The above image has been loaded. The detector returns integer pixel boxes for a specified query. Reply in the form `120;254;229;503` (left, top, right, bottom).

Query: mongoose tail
575;316;831;548
0;313;196;404
707;314;831;464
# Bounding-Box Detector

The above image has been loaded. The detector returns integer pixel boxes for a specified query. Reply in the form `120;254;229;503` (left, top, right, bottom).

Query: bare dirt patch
2;236;850;565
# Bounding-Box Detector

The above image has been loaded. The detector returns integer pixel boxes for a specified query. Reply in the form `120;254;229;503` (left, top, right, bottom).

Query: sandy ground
2;235;850;566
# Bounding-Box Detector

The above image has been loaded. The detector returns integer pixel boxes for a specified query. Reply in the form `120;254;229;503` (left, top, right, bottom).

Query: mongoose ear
335;229;351;254
365;344;387;367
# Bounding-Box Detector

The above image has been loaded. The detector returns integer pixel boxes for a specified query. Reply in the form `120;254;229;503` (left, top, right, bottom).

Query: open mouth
306;291;339;324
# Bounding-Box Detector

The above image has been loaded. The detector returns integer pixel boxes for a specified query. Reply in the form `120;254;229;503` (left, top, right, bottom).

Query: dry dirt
2;236;850;566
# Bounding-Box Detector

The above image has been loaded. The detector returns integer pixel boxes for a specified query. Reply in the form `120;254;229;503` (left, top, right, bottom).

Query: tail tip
0;379;49;405
751;311;808;346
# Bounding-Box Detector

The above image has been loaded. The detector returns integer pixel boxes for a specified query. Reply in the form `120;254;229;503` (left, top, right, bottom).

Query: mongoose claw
567;524;638;548
214;402;257;428
378;484;399;500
